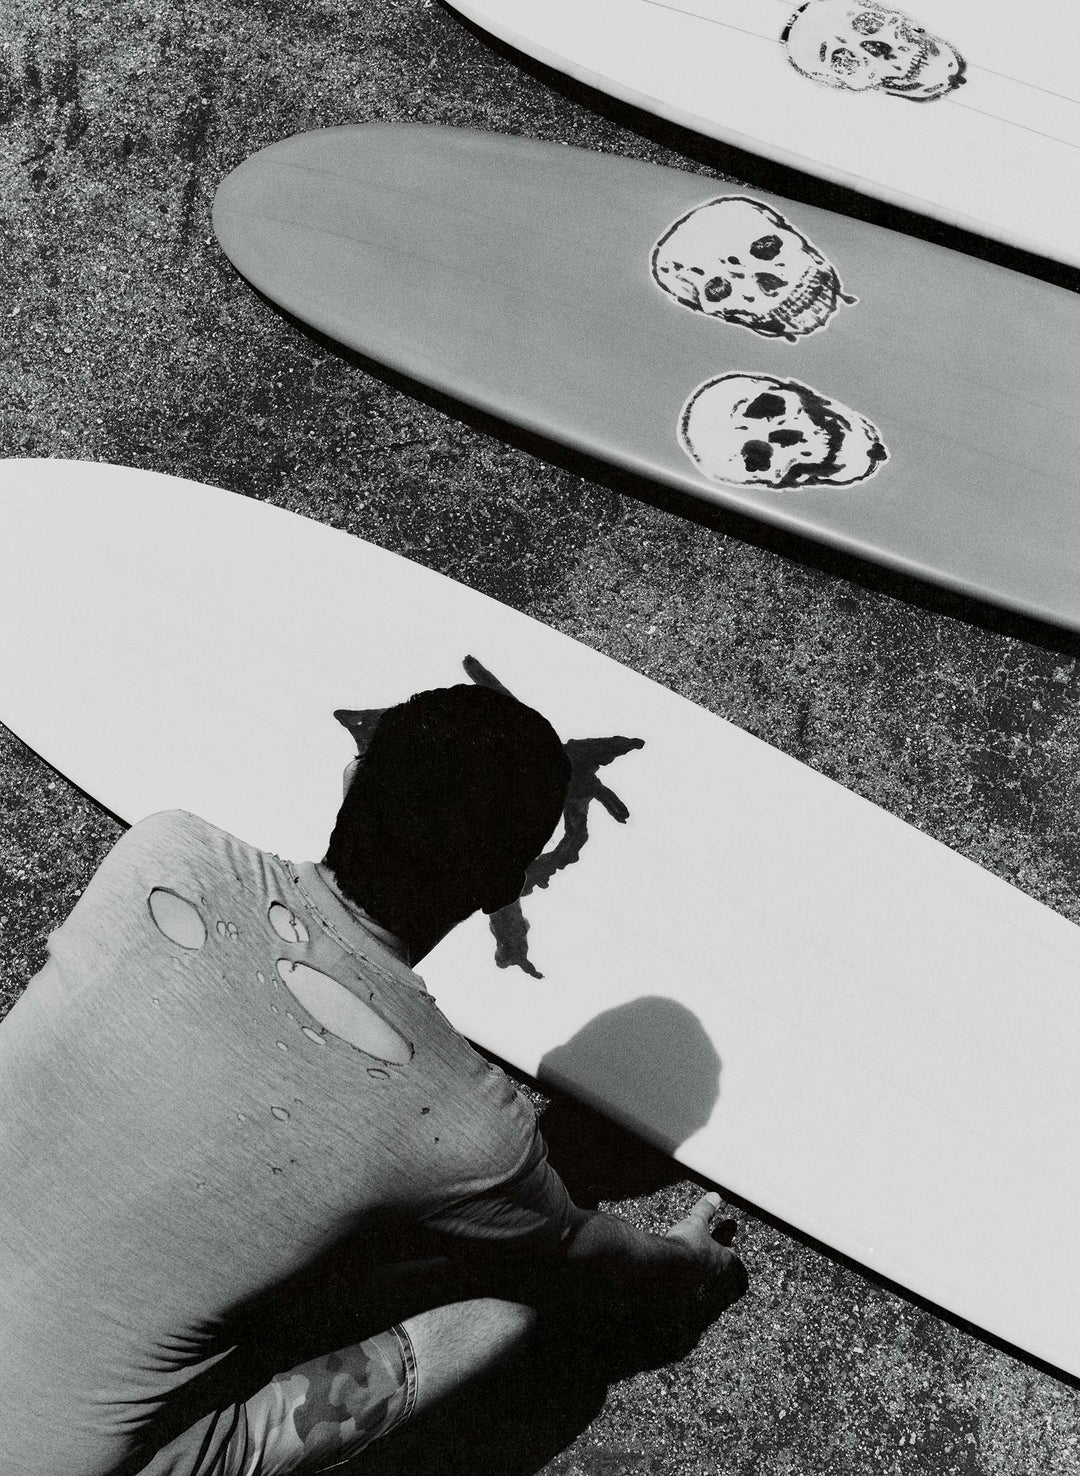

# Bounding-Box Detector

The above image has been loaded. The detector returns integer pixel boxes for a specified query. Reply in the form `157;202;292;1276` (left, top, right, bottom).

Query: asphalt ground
2;1;1080;1472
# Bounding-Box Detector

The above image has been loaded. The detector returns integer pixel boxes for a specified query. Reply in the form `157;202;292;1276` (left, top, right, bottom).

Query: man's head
327;683;571;951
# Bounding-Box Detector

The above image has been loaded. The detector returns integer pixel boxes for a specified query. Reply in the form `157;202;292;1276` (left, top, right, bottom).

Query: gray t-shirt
0;811;573;1475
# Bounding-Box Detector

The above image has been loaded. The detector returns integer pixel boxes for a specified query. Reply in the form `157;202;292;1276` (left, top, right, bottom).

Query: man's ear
333;706;385;759
462;654;515;698
340;756;361;800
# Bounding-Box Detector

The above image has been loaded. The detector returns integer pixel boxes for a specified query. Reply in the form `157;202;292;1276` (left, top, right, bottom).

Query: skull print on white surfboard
782;1;965;99
651;198;856;342
680;373;888;490
442;0;1080;268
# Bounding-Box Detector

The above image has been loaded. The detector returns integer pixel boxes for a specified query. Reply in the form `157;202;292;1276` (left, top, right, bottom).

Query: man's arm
561;1191;738;1289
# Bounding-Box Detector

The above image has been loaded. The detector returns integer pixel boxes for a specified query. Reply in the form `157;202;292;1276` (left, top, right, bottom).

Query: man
0;682;736;1475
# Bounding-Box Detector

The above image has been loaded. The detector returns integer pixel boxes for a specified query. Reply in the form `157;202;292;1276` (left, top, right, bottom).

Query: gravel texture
2;1;1080;1472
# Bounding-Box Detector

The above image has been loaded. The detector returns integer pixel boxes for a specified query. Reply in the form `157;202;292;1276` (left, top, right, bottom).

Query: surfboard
3;457;1080;1378
213;124;1080;632
443;0;1080;270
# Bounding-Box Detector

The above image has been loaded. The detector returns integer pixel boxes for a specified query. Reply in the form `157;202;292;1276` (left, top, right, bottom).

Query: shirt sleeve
418;1120;577;1255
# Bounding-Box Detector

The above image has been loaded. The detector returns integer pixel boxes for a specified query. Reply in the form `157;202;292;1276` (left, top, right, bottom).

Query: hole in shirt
148;889;207;950
268;902;309;943
275;960;413;1064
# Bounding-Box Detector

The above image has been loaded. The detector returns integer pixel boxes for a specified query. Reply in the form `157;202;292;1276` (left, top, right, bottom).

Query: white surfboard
2;457;1080;1379
445;0;1080;269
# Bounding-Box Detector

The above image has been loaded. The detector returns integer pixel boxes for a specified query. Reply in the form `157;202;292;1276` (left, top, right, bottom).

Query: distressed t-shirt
0;811;573;1476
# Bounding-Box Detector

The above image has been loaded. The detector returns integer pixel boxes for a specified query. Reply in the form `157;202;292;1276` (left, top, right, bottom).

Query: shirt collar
292;860;424;987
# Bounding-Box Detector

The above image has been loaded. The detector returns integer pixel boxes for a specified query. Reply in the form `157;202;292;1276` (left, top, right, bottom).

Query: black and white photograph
2;2;1080;1473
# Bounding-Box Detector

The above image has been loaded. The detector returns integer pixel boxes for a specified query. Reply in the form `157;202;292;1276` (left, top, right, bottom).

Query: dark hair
326;684;571;937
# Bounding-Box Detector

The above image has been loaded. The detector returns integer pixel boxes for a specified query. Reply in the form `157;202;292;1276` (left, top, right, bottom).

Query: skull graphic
679;372;888;490
651;197;856;341
781;1;966;100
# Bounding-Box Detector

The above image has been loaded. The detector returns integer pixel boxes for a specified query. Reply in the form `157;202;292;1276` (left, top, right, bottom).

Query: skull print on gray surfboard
679;374;888;491
651;197;856;342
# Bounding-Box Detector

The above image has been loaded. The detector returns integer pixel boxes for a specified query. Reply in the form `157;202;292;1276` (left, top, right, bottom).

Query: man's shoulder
124;808;225;844
97;811;280;899
122;809;263;863
127;808;232;844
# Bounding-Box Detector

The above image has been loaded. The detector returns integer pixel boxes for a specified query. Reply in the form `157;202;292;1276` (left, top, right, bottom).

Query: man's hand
664;1192;739;1286
564;1191;741;1290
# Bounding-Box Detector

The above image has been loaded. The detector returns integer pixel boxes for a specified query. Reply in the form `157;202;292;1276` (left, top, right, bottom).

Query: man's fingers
712;1216;737;1248
687;1194;740;1252
687;1191;722;1224
663;1194;743;1288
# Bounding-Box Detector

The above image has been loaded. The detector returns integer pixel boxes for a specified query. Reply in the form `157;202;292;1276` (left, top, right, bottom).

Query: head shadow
539;995;721;1164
